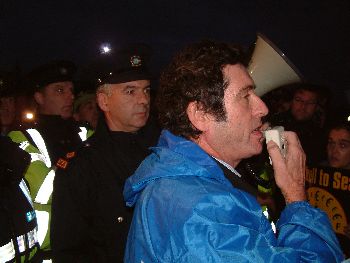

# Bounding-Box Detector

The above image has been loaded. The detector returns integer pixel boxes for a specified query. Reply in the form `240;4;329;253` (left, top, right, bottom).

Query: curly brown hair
156;40;248;139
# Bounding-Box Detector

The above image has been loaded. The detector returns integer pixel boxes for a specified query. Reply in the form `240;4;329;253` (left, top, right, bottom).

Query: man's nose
254;95;269;117
137;91;150;105
66;89;74;101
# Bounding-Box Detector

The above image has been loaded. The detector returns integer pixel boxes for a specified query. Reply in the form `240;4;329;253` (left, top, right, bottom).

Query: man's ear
186;101;211;132
33;91;44;106
96;92;109;112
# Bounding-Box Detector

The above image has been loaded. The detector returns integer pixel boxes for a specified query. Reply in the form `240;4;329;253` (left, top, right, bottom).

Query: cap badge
130;55;142;67
60;67;68;75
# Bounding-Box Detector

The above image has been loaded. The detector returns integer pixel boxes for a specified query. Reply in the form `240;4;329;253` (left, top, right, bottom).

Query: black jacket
51;116;160;262
0;136;40;262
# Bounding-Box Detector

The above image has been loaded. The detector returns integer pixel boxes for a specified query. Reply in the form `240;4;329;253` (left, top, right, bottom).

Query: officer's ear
186;101;212;132
34;91;44;106
96;91;109;112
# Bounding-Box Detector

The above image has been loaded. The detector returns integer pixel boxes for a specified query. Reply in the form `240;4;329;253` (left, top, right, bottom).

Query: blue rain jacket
124;130;344;262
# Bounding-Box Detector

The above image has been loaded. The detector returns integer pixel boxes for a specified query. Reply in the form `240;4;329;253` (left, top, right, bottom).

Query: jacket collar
124;130;232;206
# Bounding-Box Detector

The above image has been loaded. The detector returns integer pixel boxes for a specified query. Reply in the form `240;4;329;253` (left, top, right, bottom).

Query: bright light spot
25;112;34;120
100;43;111;54
347;115;350;121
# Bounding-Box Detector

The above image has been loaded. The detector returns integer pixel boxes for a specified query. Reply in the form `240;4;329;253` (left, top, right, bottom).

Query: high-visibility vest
0;180;39;263
8;127;91;251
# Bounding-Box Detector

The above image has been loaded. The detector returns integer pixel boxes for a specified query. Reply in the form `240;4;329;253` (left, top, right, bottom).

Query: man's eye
243;93;251;100
340;143;350;149
144;87;151;94
56;88;64;93
125;89;134;95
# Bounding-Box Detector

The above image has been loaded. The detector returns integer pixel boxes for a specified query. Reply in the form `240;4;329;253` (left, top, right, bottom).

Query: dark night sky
1;0;349;108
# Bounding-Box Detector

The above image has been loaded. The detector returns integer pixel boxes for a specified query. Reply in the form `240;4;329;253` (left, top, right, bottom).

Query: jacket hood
123;130;231;207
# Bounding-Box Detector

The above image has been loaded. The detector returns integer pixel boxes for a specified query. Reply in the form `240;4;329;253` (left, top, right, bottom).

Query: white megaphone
248;33;303;97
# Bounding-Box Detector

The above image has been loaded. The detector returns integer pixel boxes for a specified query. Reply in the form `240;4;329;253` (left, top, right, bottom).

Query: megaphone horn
248;33;303;97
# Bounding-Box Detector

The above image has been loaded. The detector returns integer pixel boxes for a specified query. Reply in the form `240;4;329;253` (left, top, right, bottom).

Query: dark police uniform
0;136;40;262
51;44;160;262
51;115;159;262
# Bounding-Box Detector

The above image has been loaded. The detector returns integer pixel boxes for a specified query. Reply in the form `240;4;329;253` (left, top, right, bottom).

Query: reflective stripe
26;129;51;167
0;228;39;263
29;152;47;163
19;179;34;208
78;127;88;141
0;240;15;262
34;169;55;204
271;221;276;234
19;139;48;164
28;228;38;249
36;211;49;246
26;128;56;205
263;209;276;234
263;209;269;219
17;235;25;253
19;140;30;150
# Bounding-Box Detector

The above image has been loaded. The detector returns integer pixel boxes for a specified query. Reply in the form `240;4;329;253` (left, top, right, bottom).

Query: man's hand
266;131;306;204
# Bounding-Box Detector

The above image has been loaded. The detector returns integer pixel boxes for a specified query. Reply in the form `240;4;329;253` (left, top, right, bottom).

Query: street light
100;43;111;54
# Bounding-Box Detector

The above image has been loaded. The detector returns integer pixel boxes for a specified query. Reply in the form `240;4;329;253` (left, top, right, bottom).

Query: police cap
73;91;96;113
0;71;19;98
26;60;76;93
92;44;152;86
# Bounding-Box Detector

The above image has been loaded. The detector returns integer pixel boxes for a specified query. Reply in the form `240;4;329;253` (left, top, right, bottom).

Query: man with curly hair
123;40;344;262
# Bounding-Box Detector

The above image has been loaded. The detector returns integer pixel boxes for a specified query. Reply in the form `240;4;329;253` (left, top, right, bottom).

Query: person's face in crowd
290;89;318;121
34;81;74;119
97;80;150;132
327;128;350;169
194;64;268;167
74;98;99;129
0;96;16;127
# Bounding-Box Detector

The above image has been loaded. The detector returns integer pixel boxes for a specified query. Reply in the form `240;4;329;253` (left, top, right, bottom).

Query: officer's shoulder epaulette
56;140;92;171
56;150;77;170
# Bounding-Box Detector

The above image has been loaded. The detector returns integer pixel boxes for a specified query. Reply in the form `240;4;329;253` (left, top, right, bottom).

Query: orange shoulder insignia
66;151;76;159
56;158;68;169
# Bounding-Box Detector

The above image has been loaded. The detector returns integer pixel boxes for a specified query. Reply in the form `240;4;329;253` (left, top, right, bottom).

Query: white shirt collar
212;156;242;178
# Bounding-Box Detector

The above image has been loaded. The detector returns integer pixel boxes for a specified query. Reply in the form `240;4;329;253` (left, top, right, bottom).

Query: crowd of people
0;40;349;262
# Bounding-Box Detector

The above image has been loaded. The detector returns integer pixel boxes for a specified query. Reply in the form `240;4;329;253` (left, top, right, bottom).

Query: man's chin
242;146;263;160
60;112;73;120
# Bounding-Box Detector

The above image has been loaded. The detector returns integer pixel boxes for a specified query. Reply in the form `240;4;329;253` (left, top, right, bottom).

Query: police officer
51;45;160;262
0;135;40;262
8;60;91;258
73;91;98;130
0;72;19;136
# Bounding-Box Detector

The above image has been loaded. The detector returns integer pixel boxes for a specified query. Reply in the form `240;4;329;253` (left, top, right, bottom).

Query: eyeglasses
293;97;317;106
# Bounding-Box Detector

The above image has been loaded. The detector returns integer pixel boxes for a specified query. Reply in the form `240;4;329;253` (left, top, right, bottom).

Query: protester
123;40;344;262
268;83;329;165
325;122;350;169
51;45;160;262
323;121;350;257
